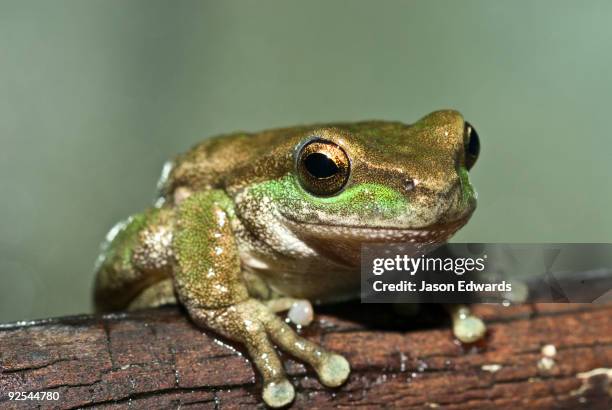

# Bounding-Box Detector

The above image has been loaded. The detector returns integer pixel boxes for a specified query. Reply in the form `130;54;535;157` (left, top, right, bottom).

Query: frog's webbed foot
188;299;349;408
447;304;486;343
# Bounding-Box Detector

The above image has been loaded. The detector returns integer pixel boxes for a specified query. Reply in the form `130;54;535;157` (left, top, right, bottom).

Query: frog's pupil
464;121;480;170
304;152;339;178
466;122;480;158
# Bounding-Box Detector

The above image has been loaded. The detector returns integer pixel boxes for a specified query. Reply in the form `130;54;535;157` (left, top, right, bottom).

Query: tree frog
93;110;482;407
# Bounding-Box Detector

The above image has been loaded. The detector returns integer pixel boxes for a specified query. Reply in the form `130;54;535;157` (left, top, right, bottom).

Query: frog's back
161;126;305;198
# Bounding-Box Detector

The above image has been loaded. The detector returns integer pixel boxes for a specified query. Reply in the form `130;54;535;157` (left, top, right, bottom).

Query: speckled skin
93;110;481;407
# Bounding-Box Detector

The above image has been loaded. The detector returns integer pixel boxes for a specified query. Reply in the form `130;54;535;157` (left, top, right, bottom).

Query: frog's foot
447;304;486;343
265;297;314;326
188;299;349;408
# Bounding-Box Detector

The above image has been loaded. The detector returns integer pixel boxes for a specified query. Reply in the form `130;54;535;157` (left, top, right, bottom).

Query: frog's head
240;110;479;263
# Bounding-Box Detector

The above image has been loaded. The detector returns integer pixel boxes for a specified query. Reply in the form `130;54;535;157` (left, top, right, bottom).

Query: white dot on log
541;344;557;358
481;364;502;373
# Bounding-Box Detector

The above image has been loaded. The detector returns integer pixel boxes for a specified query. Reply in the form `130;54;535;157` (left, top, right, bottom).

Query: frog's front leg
173;190;349;408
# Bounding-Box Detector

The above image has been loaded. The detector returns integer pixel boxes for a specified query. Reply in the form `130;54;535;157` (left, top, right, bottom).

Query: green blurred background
1;0;611;323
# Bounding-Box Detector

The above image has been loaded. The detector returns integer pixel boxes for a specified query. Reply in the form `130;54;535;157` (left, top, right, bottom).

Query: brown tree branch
0;303;611;409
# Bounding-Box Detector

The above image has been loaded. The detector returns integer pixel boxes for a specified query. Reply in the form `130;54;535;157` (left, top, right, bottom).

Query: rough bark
0;303;611;409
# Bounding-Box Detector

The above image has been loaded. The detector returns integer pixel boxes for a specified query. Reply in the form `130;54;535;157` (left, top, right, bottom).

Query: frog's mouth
281;212;473;267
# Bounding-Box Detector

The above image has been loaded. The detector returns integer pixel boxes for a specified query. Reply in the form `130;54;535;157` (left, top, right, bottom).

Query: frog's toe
287;299;314;326
453;315;486;343
316;353;350;387
263;309;351;389
447;304;486;343
262;379;295;408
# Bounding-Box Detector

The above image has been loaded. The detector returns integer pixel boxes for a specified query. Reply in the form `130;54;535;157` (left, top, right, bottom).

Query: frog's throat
282;211;472;243
278;213;472;268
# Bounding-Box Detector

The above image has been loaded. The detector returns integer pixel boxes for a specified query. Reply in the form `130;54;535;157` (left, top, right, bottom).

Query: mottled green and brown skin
93;110;482;407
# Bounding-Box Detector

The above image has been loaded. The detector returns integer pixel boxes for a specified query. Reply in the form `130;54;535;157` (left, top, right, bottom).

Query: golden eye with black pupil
296;140;350;196
464;121;480;170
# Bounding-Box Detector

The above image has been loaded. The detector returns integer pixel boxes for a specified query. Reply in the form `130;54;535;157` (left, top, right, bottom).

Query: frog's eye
296;139;350;196
464;121;480;170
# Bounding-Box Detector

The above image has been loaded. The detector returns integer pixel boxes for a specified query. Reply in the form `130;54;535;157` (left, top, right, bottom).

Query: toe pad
263;379;295;408
317;354;350;387
453;316;486;343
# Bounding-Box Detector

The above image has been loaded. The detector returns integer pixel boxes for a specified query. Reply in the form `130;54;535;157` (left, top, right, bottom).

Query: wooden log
0;303;611;409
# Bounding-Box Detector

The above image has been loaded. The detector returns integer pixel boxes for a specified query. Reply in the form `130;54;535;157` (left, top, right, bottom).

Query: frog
93;109;483;408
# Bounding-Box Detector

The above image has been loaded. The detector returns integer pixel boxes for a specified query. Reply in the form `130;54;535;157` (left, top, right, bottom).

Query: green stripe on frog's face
458;166;476;206
246;175;409;225
243;169;475;232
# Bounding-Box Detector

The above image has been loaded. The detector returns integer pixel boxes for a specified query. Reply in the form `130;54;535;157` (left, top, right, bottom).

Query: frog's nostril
403;178;416;192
